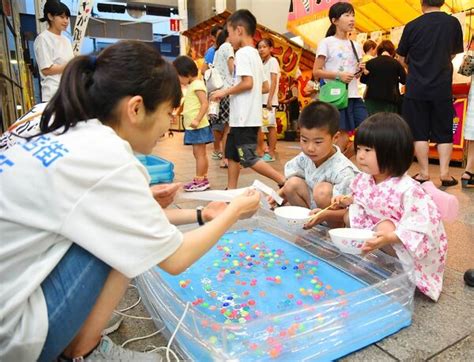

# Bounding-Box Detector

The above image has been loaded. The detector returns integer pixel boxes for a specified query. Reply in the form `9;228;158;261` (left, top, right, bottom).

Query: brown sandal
441;176;458;187
412;173;429;184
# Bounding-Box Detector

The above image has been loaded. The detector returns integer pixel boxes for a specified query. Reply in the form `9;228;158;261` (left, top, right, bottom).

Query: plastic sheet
137;210;415;361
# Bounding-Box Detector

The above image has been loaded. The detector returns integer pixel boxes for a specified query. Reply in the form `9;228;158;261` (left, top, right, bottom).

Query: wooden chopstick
307;202;338;221
307;195;349;221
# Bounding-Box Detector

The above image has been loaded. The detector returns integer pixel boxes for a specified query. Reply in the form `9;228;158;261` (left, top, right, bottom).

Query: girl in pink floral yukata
333;113;448;301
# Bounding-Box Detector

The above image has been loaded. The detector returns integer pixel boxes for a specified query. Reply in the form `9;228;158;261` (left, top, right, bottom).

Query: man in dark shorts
397;0;463;186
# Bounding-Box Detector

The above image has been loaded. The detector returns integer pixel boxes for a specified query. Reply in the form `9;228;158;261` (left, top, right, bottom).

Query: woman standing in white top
34;0;74;101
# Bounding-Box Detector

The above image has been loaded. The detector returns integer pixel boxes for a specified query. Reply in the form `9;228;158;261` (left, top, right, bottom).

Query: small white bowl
274;206;311;231
328;228;374;255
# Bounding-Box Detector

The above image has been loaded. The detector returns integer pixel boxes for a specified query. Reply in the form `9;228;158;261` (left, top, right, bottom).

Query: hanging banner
370;31;383;44
288;0;344;21
72;0;95;55
356;32;367;46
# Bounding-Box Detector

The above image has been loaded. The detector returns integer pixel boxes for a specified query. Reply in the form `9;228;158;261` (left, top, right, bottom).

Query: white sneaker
102;313;124;335
83;335;161;361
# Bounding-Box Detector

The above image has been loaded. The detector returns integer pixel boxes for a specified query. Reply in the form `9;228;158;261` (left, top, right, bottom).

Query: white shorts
262;107;277;133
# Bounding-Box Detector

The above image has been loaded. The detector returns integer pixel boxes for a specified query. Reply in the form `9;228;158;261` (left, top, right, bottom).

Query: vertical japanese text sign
72;0;95;55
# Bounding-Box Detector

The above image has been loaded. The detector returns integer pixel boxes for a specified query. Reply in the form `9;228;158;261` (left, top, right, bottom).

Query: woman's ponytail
40;56;96;134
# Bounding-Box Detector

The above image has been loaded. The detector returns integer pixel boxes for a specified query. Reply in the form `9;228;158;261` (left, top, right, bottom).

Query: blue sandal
461;171;474;188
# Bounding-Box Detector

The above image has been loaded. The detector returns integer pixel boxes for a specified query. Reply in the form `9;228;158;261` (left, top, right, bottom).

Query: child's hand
210;89;226;102
331;195;353;209
151;182;182;208
229;188;261;219
359;62;369;75
304;208;323;229
202;201;228;222
339;72;354;84
266;100;273;110
267;189;285;210
267;195;277;209
190;119;199;129
362;231;399;253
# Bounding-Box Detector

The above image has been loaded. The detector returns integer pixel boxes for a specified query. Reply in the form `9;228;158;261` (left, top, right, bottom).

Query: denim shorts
184;125;214;145
339;98;368;131
38;244;111;362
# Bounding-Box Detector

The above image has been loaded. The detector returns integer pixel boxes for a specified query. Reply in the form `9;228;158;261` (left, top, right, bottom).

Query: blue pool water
153;228;412;361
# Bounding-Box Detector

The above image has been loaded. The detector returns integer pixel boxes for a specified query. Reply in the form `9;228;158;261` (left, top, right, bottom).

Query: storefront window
0;0;27;132
0;78;15;132
0;12;9;77
5;23;20;84
1;0;13;29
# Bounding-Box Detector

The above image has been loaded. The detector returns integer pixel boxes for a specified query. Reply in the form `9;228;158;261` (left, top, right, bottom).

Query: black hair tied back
88;55;97;70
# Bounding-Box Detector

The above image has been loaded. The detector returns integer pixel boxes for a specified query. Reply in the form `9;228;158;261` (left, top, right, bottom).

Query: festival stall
182;11;315;139
287;0;474;163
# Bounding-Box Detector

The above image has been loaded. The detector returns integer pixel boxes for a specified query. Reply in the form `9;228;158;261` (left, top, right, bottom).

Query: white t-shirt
316;36;363;98
213;42;234;89
34;29;74;102
0;120;183;361
229;46;265;127
262;57;280;106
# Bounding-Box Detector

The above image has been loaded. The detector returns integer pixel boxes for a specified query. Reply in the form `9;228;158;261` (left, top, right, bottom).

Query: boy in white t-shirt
210;10;285;189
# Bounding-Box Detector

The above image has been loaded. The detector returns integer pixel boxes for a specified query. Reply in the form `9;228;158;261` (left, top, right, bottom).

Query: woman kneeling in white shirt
0;40;260;362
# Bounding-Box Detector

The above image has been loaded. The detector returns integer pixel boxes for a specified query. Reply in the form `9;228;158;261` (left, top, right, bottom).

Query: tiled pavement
110;132;474;361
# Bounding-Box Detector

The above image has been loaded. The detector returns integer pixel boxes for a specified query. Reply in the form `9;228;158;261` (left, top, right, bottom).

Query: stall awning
287;0;474;48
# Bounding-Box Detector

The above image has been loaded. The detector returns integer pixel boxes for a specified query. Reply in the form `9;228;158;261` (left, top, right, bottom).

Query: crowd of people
0;0;473;360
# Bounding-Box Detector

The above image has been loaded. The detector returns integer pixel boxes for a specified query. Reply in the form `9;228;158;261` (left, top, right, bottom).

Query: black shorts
402;98;454;143
225;127;260;167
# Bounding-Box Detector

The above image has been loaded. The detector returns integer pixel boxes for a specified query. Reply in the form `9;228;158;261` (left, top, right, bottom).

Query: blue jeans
38;244;111;361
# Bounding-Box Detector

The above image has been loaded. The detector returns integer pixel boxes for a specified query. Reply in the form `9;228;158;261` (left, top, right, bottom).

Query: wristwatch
335;72;341;81
196;206;205;226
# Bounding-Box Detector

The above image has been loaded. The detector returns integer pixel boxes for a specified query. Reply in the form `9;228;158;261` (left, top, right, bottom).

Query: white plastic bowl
274;206;311;231
328;228;374;255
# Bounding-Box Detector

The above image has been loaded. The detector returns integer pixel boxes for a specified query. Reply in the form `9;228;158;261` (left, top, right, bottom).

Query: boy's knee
313;182;333;207
282;177;304;193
